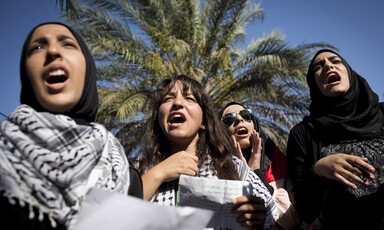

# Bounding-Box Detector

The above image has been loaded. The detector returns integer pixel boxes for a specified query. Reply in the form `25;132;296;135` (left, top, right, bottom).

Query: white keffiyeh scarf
151;156;279;229
0;105;130;229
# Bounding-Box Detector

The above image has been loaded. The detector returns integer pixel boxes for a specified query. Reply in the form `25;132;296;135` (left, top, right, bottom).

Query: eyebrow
313;55;339;67
30;34;76;44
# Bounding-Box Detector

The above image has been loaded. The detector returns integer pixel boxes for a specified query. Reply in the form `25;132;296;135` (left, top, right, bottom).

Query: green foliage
58;0;335;155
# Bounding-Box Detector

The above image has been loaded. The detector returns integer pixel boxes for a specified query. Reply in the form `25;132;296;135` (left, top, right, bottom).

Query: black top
287;118;384;230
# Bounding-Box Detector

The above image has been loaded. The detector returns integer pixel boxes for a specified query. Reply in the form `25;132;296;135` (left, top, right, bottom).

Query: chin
40;101;77;113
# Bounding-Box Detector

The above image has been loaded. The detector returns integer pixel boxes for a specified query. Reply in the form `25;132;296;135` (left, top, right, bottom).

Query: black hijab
219;102;265;163
306;49;383;141
20;22;99;124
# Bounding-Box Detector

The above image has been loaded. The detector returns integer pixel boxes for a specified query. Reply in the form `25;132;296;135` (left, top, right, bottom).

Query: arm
286;124;327;224
141;151;198;200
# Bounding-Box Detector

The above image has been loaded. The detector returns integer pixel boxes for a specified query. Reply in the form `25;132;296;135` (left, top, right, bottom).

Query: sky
1;0;384;117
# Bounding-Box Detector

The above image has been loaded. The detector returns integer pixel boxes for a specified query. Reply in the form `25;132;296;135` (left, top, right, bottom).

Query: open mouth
46;69;68;84
168;113;186;124
326;73;340;84
236;127;248;135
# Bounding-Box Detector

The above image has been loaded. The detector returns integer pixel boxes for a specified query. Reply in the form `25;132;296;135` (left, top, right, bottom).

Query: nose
324;59;334;71
46;44;62;62
171;94;184;109
233;113;243;126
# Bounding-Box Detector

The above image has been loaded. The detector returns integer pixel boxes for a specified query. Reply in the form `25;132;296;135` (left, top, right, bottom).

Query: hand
248;130;262;170
314;153;375;189
232;135;247;164
232;195;267;230
142;151;199;200
155;151;199;182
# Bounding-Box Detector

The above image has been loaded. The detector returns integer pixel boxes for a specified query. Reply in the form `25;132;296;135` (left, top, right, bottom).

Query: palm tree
57;0;334;155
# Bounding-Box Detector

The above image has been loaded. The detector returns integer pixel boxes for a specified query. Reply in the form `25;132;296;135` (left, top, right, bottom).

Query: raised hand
248;130;262;170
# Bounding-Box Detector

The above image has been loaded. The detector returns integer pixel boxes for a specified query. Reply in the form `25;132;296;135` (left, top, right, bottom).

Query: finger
233;195;264;205
347;163;375;181
346;156;375;173
233;203;266;213
238;219;265;229
334;173;357;190
237;212;266;222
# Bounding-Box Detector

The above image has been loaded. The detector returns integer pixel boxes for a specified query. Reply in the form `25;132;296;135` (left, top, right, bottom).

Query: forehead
223;104;245;115
313;52;339;63
30;24;75;41
168;81;192;93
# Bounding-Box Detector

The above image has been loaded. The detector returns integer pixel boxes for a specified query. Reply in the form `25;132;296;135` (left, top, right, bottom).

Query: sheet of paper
73;188;214;230
178;175;254;230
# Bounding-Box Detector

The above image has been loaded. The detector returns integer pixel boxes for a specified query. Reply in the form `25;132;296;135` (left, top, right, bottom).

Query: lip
324;71;341;86
167;111;186;128
235;125;249;138
43;64;69;93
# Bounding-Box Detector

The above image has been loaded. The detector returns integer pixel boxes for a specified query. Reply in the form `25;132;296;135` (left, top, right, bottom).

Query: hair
137;75;239;180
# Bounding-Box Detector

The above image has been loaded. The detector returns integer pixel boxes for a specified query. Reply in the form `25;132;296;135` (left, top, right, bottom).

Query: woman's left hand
232;195;266;230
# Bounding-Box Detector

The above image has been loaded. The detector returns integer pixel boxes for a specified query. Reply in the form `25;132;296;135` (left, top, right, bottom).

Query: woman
220;102;299;230
287;49;384;229
137;75;279;229
0;22;141;230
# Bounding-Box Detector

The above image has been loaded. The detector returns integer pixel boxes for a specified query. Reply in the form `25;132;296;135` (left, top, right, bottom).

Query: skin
312;52;376;189
222;104;262;170
142;83;268;229
312;51;349;97
142;81;201;201
26;24;86;113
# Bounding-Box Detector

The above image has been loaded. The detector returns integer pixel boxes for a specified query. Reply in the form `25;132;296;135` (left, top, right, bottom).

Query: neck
169;134;199;155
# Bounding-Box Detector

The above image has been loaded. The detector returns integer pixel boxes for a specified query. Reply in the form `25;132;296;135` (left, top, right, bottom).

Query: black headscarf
306;49;383;141
20;22;99;124
219;102;268;167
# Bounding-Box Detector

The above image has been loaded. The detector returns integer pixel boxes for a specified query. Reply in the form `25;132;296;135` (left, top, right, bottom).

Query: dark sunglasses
221;109;253;126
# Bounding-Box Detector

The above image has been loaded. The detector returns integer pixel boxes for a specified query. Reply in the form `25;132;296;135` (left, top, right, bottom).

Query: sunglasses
221;109;253;126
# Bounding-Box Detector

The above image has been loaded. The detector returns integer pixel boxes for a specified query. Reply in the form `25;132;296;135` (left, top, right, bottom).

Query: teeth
49;69;65;76
238;128;246;131
173;114;182;118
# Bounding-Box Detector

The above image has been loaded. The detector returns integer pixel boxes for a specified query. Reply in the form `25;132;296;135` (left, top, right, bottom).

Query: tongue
327;75;339;84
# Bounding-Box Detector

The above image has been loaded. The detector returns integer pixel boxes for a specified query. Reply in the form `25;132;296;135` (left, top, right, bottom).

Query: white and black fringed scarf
0;105;130;229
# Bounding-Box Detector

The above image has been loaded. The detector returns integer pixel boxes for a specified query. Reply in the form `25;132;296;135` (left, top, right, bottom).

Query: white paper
73;188;214;230
178;175;254;230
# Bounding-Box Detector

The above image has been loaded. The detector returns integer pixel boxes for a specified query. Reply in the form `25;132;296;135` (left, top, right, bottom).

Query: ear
200;124;206;130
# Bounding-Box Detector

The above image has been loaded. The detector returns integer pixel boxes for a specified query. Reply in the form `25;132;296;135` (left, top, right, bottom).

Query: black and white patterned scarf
151;156;279;229
0;105;130;229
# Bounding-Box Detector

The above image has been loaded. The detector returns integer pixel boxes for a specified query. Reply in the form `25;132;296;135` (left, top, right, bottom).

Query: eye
162;96;173;103
313;64;322;72
62;41;78;49
332;58;341;64
185;96;196;102
28;44;45;55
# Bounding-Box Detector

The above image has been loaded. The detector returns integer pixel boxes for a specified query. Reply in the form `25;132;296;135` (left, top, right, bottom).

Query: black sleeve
286;123;328;224
128;166;143;199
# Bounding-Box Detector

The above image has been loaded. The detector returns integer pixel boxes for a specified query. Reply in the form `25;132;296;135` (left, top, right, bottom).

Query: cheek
74;55;86;93
157;106;167;129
